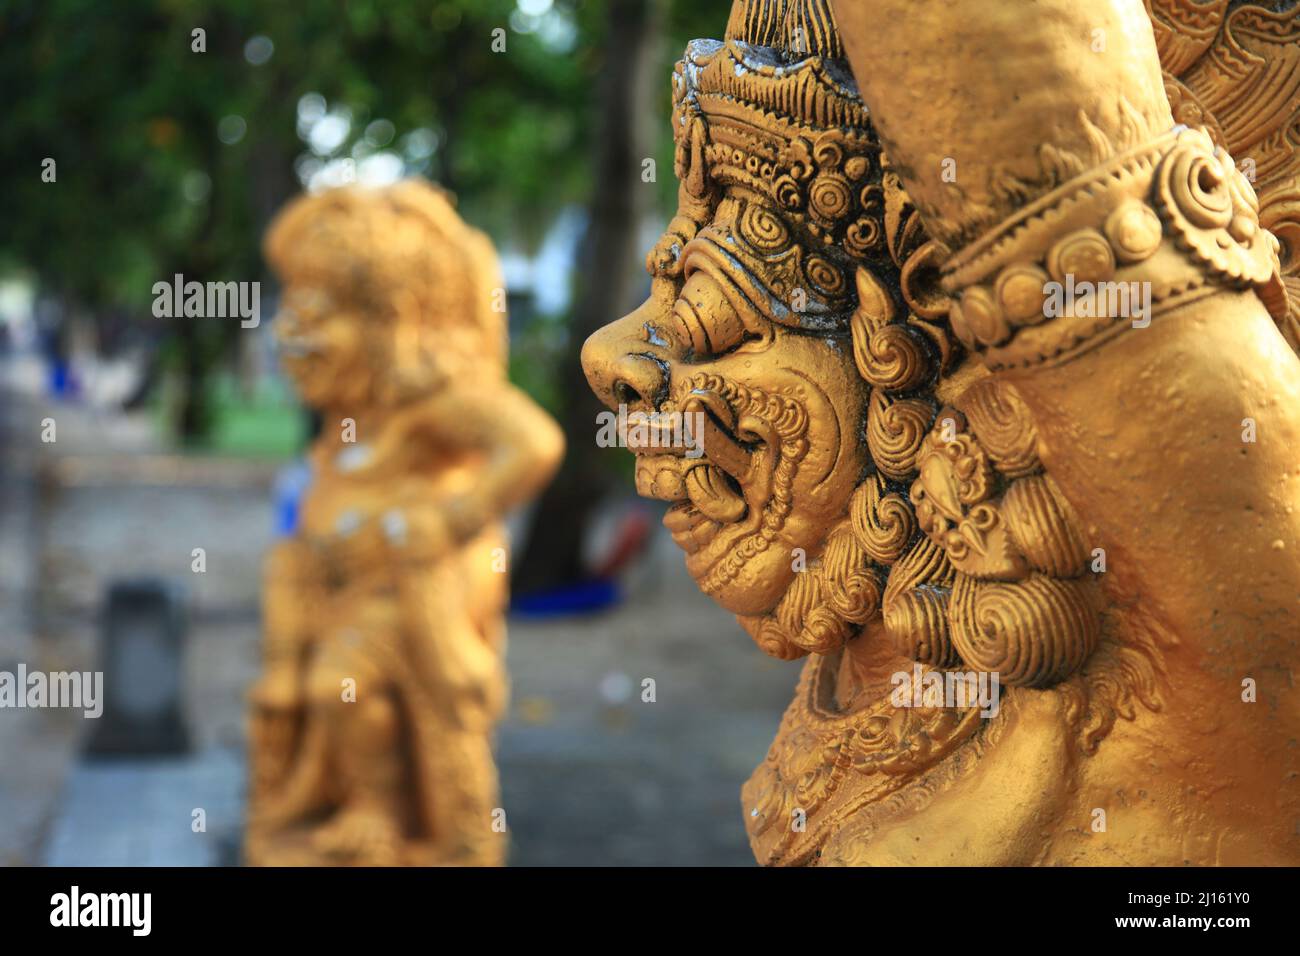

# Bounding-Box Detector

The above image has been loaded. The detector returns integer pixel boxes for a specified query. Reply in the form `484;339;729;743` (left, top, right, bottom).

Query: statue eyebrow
643;323;670;348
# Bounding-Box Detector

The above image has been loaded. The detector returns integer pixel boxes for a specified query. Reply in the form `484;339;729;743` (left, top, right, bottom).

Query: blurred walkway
0;366;797;866
0;364;276;865
500;542;796;866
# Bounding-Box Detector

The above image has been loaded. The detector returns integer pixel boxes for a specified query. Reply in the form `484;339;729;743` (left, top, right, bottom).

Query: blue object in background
272;459;313;537
48;359;74;397
511;578;621;616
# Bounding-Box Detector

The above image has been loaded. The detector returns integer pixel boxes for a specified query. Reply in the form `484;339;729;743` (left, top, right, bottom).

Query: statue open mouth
634;390;751;522
631;401;760;566
627;374;810;596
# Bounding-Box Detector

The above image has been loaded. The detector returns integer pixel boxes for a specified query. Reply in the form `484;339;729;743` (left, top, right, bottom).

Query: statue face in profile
584;227;869;622
584;36;968;662
274;285;366;410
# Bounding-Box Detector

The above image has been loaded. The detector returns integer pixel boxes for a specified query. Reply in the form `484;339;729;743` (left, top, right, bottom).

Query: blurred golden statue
246;181;563;866
583;0;1299;865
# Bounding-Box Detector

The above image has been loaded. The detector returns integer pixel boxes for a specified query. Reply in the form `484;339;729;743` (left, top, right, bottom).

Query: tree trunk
512;0;665;595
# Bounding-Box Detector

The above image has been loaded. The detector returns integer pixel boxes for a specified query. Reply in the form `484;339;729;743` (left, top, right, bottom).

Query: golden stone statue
583;0;1300;865
246;181;563;866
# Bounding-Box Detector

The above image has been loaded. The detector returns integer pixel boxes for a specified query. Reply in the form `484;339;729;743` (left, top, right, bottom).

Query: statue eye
670;271;750;357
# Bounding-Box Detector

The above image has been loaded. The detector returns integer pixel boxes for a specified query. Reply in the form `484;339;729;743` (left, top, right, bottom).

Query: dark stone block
85;578;191;757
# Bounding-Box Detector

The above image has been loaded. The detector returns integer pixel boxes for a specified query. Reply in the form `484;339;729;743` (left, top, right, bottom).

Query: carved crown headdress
667;0;905;332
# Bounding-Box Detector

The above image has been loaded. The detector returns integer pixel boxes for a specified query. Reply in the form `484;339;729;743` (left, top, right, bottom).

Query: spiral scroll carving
1001;476;1090;577
851;474;916;564
883;538;958;666
867;390;933;481
948;573;1100;687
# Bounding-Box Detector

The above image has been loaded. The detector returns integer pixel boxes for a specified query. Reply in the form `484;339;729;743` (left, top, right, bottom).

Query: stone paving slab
40;750;244;867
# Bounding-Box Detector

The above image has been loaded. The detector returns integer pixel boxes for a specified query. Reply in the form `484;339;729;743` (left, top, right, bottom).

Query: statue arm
831;0;1173;245
830;0;1300;657
382;383;562;724
427;380;565;545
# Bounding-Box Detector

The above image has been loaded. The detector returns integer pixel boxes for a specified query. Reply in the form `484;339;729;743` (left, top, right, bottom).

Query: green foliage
0;0;727;442
0;0;612;298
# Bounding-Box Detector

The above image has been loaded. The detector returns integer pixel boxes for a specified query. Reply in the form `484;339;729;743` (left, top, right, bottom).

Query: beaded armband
942;127;1288;370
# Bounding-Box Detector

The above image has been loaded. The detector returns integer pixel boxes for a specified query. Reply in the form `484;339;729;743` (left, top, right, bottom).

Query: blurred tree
512;0;666;595
0;0;600;440
0;0;724;588
512;0;719;593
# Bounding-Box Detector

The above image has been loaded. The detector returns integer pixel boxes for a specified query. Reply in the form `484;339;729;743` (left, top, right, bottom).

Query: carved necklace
743;649;989;865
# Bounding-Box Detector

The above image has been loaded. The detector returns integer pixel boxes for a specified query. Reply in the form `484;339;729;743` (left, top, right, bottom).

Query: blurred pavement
0;368;796;866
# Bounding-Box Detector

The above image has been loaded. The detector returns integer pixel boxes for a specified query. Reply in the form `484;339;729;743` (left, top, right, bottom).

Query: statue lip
620;389;747;466
637;456;744;550
630;388;756;518
662;499;714;555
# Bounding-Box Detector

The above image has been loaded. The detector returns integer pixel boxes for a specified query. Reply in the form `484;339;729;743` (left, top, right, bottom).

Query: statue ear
684;117;710;200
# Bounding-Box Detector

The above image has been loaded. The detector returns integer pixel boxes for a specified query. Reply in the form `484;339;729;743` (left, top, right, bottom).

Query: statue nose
581;305;669;414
